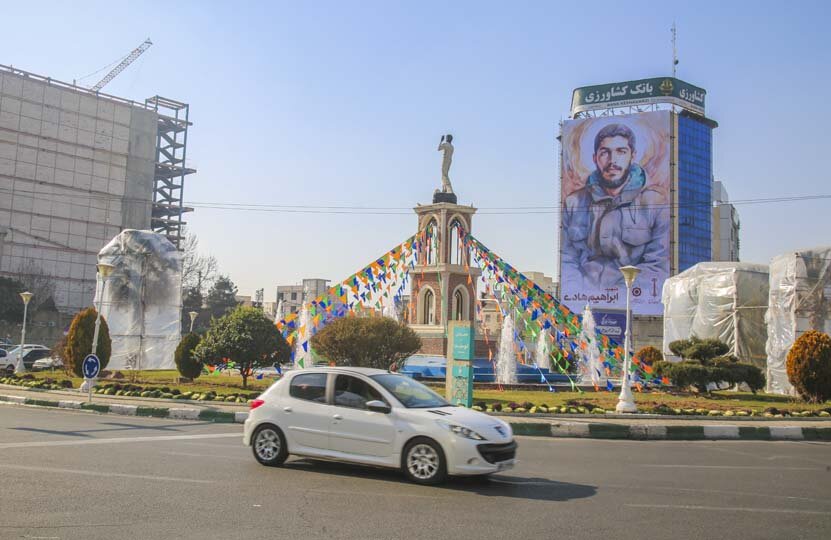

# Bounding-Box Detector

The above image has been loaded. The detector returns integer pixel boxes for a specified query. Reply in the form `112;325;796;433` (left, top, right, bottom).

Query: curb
0;393;248;424
545;421;831;441
3;393;830;441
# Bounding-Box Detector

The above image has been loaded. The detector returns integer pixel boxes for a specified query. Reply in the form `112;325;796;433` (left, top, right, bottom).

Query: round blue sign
82;354;100;379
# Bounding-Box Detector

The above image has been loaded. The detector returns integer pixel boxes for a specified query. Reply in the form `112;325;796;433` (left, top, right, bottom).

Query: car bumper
446;437;517;476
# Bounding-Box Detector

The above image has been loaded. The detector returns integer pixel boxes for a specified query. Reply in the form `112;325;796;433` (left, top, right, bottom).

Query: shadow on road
283;458;596;502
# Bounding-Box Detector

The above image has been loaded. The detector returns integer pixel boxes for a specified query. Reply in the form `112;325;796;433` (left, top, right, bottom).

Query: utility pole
672;22;679;77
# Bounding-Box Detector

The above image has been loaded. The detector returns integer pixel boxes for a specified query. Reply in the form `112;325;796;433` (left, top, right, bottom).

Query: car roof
289;366;390;377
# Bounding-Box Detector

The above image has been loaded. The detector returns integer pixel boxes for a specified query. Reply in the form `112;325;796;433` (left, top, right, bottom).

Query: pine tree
205;276;239;321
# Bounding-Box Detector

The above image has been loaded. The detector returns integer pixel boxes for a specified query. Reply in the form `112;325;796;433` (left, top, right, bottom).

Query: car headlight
436;420;486;440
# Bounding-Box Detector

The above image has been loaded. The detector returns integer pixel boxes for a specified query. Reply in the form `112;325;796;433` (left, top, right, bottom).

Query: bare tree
14;259;57;311
181;229;218;296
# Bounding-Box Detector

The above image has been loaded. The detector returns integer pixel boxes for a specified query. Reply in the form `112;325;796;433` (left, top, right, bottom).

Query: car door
24;349;49;369
283;372;332;452
329;374;396;458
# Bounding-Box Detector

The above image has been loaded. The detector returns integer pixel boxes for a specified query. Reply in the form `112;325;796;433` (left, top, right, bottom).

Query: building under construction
0;64;194;316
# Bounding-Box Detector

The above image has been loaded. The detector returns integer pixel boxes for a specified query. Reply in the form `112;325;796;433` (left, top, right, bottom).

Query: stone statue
437;134;454;193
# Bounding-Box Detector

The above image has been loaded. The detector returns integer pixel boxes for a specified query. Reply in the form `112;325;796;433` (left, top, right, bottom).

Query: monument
410;135;487;364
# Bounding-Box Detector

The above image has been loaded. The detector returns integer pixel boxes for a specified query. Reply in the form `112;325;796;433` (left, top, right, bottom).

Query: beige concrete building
0;65;192;316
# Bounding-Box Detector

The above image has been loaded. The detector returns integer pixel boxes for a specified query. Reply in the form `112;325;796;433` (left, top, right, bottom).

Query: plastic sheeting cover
765;246;831;395
95;230;182;370
662;262;769;367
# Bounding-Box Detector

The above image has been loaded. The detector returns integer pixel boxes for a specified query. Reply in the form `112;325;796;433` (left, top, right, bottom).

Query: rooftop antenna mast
91;38;153;92
671;22;679;77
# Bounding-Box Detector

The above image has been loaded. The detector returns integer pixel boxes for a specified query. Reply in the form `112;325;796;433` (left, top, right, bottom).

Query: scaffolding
145;96;195;249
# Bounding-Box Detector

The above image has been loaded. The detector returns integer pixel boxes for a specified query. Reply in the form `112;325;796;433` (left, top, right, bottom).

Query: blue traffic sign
82;354;100;379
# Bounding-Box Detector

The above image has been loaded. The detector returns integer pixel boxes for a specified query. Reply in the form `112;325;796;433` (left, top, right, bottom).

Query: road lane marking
0;463;215;484
626;503;831;516
638;464;822;471
0;432;240;449
160;451;248;461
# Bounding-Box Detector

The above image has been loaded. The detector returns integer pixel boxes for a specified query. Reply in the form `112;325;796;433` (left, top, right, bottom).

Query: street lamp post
80;263;115;394
616;265;641;413
188;311;198;333
15;291;33;374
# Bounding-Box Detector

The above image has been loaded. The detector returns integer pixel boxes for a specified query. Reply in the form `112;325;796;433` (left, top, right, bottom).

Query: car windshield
6;346;20;354
370;374;451;408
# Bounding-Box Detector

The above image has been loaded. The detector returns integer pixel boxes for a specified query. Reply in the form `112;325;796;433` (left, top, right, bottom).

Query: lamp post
81;263;115;394
616;265;641;413
15;291;33;374
188;311;198;333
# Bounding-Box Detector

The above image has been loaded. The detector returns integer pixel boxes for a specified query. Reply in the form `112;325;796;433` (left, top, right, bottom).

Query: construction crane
91;38;153;92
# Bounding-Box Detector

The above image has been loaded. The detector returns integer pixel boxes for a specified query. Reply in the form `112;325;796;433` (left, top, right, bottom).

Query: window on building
423;289;434;324
291;292;297;300
454;289;465;320
449;219;464;265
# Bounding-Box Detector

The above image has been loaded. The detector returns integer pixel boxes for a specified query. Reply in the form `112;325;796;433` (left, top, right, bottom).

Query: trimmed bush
175;333;202;379
787;330;831;403
65;308;111;377
636;345;663;364
654;356;765;393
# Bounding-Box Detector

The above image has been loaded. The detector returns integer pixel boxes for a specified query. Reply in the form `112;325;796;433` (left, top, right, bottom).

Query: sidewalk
2;383;830;441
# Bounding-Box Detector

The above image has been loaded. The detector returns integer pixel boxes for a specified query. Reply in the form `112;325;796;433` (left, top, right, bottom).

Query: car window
333;375;385;410
25;350;50;361
289;373;328;403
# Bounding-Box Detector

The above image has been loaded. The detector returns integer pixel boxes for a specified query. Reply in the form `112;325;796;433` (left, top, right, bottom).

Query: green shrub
654;356;764;393
787;330;831;403
65;308;111;377
175;333;202;379
668;336;729;362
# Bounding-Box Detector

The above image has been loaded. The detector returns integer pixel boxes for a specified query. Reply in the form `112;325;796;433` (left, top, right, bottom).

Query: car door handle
283;406;292;412
333;414;343;420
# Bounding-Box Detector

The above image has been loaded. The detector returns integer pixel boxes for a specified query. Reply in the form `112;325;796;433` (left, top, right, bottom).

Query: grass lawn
21;369;830;414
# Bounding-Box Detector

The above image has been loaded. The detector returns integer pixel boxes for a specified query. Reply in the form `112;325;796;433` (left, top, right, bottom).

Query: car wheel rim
255;429;280;461
407;444;439;480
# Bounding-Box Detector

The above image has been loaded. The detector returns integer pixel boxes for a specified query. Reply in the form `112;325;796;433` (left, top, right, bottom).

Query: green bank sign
571;77;706;116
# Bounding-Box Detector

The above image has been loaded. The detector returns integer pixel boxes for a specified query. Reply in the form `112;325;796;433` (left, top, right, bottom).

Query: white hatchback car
243;367;516;484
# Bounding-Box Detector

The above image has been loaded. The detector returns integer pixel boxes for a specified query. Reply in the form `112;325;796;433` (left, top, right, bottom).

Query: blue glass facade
677;114;713;272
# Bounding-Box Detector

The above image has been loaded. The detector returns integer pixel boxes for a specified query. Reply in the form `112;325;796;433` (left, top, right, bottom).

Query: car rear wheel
403;437;447;485
252;424;288;467
4;365;14;375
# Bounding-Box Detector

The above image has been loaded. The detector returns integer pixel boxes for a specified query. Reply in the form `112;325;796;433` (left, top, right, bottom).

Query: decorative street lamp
615;265;641;413
188;311;198;333
80;263;115;393
15;291;33;374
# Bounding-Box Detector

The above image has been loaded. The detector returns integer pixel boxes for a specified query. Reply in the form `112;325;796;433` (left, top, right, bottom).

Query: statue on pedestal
437;134;454;194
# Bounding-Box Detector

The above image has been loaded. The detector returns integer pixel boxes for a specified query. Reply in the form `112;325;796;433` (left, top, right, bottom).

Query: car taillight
250;399;266;410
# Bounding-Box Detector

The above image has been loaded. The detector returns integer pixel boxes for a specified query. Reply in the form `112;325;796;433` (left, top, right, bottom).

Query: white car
243;367;516;485
1;344;52;373
32;356;64;371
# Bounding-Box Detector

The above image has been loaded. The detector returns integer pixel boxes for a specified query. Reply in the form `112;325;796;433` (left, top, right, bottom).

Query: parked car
243;366;517;485
32;356;64;372
1;344;52;374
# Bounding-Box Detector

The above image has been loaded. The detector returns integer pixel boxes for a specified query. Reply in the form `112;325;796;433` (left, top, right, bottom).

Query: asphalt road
0;405;829;540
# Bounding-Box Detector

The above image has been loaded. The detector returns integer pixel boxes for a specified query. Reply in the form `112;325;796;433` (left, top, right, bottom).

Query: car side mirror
366;400;391;414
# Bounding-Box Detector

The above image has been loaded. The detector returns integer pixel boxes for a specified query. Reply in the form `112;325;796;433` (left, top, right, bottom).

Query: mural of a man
561;123;669;288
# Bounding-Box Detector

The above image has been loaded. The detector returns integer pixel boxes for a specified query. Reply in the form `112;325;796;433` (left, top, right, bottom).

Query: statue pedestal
432;191;457;204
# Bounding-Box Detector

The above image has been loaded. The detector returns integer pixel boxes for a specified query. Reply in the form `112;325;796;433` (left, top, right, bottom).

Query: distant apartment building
276;278;330;315
522;271;559;298
712;181;740;262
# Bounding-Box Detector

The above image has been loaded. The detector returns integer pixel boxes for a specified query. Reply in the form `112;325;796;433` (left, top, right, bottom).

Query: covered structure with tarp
765;247;831;395
662;262;769;367
95;230;182;370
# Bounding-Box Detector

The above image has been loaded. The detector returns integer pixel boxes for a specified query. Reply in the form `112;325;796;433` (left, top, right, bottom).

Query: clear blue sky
3;1;830;300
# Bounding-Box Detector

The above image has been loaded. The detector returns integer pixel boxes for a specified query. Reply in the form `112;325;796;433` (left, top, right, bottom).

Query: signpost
446;322;474;407
82;354;100;403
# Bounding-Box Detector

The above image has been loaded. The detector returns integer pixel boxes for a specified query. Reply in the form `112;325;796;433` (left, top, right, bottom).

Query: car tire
4;365;13;375
251;424;288;467
402;437;448;485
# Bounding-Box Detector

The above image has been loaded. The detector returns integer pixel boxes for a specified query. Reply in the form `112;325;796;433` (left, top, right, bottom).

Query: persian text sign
572;77;705;116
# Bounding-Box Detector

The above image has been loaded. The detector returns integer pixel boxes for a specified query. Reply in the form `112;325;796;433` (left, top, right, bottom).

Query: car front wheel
251;425;288;467
402;437;448;485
